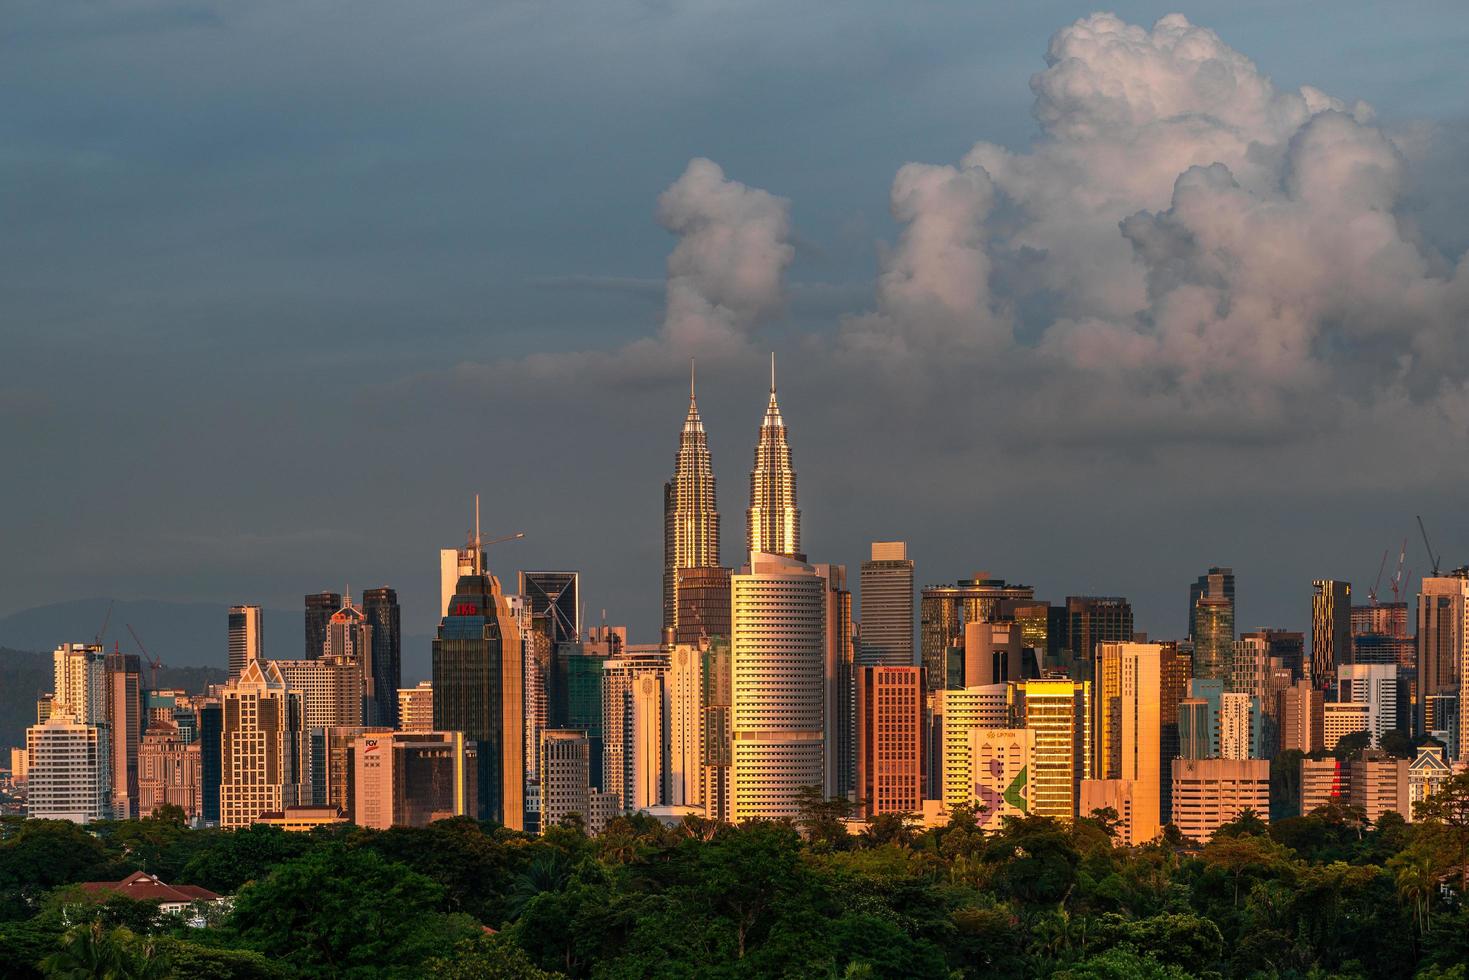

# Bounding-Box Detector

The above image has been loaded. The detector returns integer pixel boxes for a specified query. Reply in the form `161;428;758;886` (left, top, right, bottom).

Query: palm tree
508;850;573;916
1394;853;1436;935
40;922;171;980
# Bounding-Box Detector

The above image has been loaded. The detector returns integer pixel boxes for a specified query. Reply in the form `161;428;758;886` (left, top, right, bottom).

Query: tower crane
1389;539;1408;604
93;600;115;646
1367;549;1388;605
126;623;166;690
1418;515;1442;577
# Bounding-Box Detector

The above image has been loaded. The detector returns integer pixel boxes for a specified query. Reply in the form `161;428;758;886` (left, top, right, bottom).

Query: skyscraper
362;587;402;728
1417;573;1469;730
1188;567;1235;640
664;362;721;635
745;355;802;561
304;592;341;660
1067;596;1134;667
1011;679;1091;821
666;644;704;808
220;660;305;829
1192;595;1235;681
859;542;915;668
854;666;925;817
1092;642;1162;843
539;729;591;830
228;605;263;682
519;571;581;648
1310;579;1352;688
920;577;1036;693
26;714;108;824
434;554;525;829
675;566;733;645
731;552;825;821
104;651;141;819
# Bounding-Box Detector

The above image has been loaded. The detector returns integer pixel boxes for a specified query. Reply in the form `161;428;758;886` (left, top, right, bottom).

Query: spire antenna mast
691;357;696;400
770;351;776;394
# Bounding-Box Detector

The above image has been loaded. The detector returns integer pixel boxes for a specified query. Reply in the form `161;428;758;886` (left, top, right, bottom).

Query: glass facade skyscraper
664;363;721;634
746;355;802;561
362;587;402;728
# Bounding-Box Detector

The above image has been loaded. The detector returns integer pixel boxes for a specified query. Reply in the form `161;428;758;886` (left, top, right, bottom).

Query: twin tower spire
662;355;802;633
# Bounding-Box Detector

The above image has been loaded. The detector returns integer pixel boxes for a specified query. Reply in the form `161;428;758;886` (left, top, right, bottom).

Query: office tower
1310;579;1352;687
664;364;722;635
271;656;363;743
137;719;202;820
731;552;825;822
1183;678;1225;757
104;651;141;819
315;726;387;817
1408;744;1452;820
352;731;477;829
10;748;28;785
814;562;855;799
434;559;525;829
1300;757;1349;814
1251;628;1305;677
1279;681;1325;753
588;791;619;834
965;620;1023;687
1066;597;1134;668
197;701;222;825
1354;601;1410;638
228;605;264;682
601;648;668;814
1423;693;1459;761
1115;643;1163;842
304;592;342;660
440;534;484;620
25;714;108;824
745;356;802;560
560;651;607;790
1337;663;1399;746
523;626;551;804
1418;572;1469;735
1170;758;1269;842
1011;679;1091;820
1192;595;1234;681
220;660;305;829
1178;699;1211;760
1349;750;1411;824
854;666;925;817
362;588;402;728
398;682;434;732
519;571;581;650
675;566;733;645
1323;702;1370;752
1079;779;1138;840
1188;567;1235;639
1011;602;1066;668
1158;643;1189;824
666;645;703;808
1218;693;1264;759
937;685;1011;811
921;577;1036;693
971;728;1033;830
539;729;591;830
859;542;915;668
701;639;733;821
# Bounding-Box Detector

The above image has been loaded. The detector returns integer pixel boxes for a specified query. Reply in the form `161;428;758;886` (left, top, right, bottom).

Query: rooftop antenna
770;351;776;394
691;357;696;400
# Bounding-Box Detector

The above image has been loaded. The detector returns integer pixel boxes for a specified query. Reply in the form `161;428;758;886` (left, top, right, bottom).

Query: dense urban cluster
3;363;1468;977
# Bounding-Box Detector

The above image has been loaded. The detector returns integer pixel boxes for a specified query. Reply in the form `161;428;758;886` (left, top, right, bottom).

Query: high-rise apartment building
362;588;401;728
1418;572;1469;739
675;566;733;645
303;592;341;660
228;605;264;682
854;666;925;817
664;365;722;635
921;577;1036;693
352;730;477;829
1170;757;1269;842
398;681;434;732
433;561;524;829
53;643;108;725
1218;693;1264;760
1337;663;1399;747
26;714;108;824
1310;579;1352;688
731;552;825;821
1011;679;1091;821
859;542;915;668
1279;680;1324;754
539;729;591;830
220;660;305;829
745;357;802;560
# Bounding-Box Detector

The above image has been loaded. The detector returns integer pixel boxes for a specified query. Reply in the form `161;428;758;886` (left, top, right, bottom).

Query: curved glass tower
746;354;802;561
663;361;722;633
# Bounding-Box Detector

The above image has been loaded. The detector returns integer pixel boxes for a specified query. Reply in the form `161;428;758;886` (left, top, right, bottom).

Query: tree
695;821;805;959
861;812;913;848
39;922;170;980
424;933;563;979
1415;771;1469;895
1333;730;1372;759
1380;728;1415;759
793;787;854;850
0;821;120;920
229;844;477;976
1270;748;1306;820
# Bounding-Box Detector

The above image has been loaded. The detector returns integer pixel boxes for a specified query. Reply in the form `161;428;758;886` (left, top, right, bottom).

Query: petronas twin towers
662;355;802;634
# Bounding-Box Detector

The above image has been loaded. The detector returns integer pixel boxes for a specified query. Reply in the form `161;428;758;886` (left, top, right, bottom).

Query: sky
3;0;1468;656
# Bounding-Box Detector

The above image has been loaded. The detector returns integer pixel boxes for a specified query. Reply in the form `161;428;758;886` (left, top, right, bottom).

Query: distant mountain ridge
0;597;433;683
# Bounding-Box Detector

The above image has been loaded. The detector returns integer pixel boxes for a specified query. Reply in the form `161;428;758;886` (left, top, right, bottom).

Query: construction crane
93;599;115;646
1367;549;1389;605
1418;515;1442;577
126;623;166;690
1389;539;1409;604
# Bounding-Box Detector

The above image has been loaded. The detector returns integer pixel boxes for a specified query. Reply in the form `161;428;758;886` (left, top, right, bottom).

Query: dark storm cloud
2;2;1468;664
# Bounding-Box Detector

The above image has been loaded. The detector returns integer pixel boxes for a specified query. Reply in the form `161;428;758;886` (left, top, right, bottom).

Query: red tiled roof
79;870;220;905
